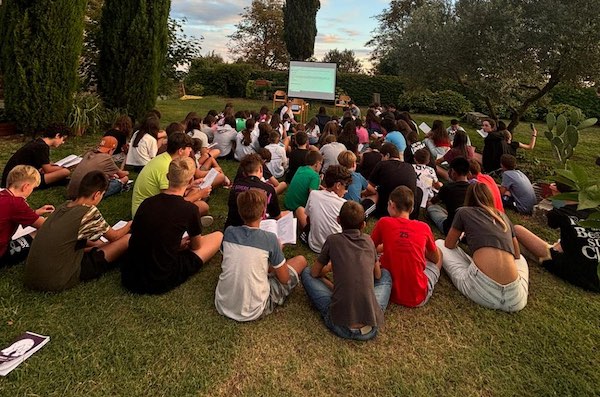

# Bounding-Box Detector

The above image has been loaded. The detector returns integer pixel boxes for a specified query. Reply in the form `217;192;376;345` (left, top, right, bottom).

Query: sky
169;0;389;69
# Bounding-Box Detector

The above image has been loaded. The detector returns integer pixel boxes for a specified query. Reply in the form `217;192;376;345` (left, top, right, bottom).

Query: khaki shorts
261;265;299;317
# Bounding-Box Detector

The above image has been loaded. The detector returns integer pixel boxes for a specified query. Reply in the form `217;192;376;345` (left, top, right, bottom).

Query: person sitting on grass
24;170;131;292
0;166;54;268
190;138;228;188
302;201;391;340
319;134;346;174
126;115;165;172
436;183;529;312
122;157;223;295
225;154;285;229
67;136;129;200
215;189;307;321
234;118;258;161
284;151;323;212
296;165;352;254
412;148;442;209
264;131;288;179
468;159;504;213
427;157;470;234
1;123;70;189
446;119;470;145
371;186;442;307
499;154;537;215
286;131;311;184
131;132;211;218
214;115;238;159
254;148;287;195
337;150;377;217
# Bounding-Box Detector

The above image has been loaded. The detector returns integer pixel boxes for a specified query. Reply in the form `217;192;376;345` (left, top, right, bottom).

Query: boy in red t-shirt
0;165;54;267
371;185;442;307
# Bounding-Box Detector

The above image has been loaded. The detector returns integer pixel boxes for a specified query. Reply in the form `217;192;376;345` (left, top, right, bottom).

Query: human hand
35;205;55;216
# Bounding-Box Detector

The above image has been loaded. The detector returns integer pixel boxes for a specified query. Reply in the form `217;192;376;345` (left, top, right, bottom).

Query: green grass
1;97;599;396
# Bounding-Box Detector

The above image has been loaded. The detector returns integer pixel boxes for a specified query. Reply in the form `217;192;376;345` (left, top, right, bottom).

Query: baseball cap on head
98;136;118;153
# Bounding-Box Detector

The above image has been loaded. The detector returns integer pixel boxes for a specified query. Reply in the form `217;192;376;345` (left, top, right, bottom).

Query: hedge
397;90;474;116
549;85;600;120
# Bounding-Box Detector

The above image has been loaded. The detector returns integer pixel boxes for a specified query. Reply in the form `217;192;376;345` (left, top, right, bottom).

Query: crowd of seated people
1;99;597;343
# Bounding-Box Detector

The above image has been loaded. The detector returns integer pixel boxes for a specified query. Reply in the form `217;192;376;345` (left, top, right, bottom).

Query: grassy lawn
1;97;599;396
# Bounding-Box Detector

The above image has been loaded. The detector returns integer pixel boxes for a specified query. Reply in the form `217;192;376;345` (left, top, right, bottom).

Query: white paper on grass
55;154;82;168
11;225;36;240
259;212;297;245
199;168;219;189
419;122;431;135
477;129;488;138
100;220;128;243
0;331;50;376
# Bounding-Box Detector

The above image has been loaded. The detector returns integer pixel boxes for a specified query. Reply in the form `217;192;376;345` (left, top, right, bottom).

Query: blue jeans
427;204;448;234
104;179;124;198
301;267;392;341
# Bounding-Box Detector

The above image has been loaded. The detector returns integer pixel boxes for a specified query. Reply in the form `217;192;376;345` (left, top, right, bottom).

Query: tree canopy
322;49;363;74
370;0;600;130
228;0;288;70
283;0;320;61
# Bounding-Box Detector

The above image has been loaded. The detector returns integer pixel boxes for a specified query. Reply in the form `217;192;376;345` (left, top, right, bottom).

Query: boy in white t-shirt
265;131;288;179
412;148;442;208
296;165;352;253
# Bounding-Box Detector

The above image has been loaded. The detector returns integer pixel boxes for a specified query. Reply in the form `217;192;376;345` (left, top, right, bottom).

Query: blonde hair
337;150;357;169
167;157;195;188
464;183;508;232
7;165;41;188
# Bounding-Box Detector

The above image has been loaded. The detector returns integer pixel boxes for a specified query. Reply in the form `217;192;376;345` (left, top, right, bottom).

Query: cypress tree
0;0;86;133
97;0;171;120
283;0;320;61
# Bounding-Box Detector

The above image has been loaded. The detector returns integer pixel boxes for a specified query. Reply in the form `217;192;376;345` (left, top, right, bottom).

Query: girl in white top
126;117;161;169
265;131;288;178
305;117;321;145
214;116;238;158
235;119;259;161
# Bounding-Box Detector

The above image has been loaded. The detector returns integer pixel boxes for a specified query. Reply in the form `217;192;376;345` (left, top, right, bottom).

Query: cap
98;136;118;153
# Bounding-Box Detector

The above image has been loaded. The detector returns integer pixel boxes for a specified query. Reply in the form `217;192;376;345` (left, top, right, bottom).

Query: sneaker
201;216;214;228
299;231;308;245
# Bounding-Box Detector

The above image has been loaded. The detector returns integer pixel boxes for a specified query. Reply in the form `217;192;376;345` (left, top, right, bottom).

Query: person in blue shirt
337;150;377;218
381;118;406;159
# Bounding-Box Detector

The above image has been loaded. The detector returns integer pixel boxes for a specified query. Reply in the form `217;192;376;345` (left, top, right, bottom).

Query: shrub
336;73;404;106
547;104;586;123
0;0;86;134
550;85;600;120
186;62;255;98
432;90;474;115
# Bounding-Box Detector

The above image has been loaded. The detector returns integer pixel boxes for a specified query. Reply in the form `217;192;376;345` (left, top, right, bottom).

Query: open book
199;168;219;189
476;129;488;138
11;225;36;240
419;122;431;135
100;220;128;243
55;154;82;168
259;212;297;245
0;331;50;376
206;142;218;150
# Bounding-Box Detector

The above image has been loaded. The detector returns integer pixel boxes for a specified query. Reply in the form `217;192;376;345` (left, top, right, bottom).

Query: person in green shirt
285;151;322;212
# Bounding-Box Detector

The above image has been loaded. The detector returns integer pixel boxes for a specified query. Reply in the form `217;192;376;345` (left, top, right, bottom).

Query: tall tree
373;0;600;130
322;49;363;74
0;0;86;133
97;0;171;119
283;0;320;61
228;0;288;70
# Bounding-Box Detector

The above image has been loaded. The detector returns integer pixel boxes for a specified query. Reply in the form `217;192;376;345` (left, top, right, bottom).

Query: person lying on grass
372;186;442;308
24;170;131;292
1;123;70;189
436;183;529;312
302;201;391;341
0;166;54;268
215;189;307;321
122;157;223;295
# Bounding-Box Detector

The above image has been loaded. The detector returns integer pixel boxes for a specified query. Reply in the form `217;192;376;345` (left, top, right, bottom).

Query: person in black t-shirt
427;157;470;234
122;157;223;294
364;143;419;219
225;154;284;229
515;205;600;292
358;140;383;180
1;123;70;188
286;131;310;184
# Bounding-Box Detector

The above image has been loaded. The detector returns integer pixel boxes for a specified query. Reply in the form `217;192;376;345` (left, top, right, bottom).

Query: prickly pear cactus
545;109;597;169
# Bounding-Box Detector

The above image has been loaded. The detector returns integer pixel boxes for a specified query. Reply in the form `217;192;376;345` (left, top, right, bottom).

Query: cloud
170;0;246;26
339;28;360;37
320;34;342;43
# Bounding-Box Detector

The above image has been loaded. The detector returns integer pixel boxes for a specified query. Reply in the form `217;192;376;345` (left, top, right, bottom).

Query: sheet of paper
259;219;278;236
276;212;297;245
206;142;218;149
419;122;431;135
0;331;50;376
199;168;219;189
11;225;36;240
477;129;488;138
100;220;128;242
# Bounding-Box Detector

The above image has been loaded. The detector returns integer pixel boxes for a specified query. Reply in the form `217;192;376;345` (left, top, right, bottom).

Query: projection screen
287;61;337;101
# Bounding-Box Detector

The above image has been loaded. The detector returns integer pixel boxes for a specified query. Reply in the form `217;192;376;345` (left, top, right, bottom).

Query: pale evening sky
169;0;389;69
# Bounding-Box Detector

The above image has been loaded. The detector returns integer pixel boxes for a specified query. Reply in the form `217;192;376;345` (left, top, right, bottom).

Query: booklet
55;154;82;168
419;122;431;135
100;220;128;243
259;212;297;245
199;168;219;189
476;129;488;138
11;225;36;240
206;142;218;150
0;331;50;376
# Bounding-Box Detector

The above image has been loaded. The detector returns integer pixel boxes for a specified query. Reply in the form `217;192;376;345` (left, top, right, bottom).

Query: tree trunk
507;73;561;132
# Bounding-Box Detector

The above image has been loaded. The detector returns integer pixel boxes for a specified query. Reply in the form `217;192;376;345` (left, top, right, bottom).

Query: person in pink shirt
355;119;369;145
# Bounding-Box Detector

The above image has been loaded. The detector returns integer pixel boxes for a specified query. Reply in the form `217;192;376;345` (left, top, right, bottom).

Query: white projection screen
287;61;337;101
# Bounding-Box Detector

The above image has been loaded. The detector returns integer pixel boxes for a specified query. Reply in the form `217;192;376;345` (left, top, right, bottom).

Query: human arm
365;181;378;196
35;205;55;216
519;127;537;150
444;227;462;249
103;220;132;242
